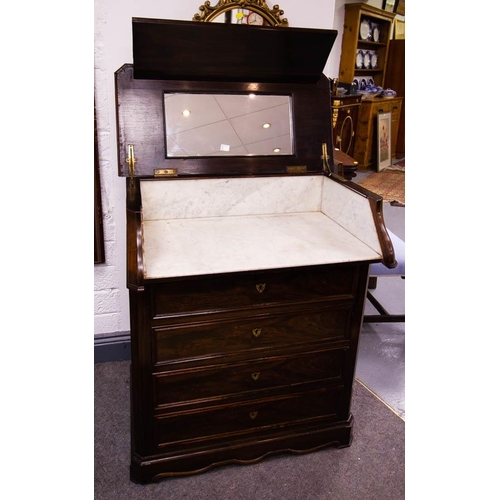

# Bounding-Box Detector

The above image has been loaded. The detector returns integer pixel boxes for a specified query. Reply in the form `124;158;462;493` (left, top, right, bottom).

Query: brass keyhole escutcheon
256;283;266;293
252;328;262;338
251;372;260;381
249;411;258;420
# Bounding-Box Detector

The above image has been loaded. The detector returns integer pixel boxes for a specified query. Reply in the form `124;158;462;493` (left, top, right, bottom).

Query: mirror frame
115;64;334;178
121;18;338;178
193;0;289;26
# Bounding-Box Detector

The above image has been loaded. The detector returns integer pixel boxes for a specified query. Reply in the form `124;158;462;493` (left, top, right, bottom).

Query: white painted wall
93;0;395;337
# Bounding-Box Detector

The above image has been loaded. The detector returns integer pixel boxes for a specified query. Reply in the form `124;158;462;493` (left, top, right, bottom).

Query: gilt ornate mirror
193;0;288;26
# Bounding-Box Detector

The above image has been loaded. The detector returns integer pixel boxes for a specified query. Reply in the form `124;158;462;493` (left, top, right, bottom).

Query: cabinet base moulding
130;417;353;483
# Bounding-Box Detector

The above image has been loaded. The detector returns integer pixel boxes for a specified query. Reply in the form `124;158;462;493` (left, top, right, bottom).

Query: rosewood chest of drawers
115;17;396;484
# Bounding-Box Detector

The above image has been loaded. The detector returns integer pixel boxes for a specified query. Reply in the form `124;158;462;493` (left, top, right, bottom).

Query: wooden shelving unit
338;3;396;88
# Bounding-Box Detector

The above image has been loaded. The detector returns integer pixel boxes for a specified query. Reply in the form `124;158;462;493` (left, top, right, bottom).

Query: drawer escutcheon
252;328;262;338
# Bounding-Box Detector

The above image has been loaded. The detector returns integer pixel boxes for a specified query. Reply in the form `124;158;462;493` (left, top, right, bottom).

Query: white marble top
140;175;383;279
142;211;381;279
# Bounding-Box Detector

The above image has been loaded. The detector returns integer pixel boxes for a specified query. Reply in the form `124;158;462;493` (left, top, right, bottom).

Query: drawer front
153;348;346;409
375;102;401;129
153;305;352;364
154;387;342;449
333;95;361;106
151;265;357;317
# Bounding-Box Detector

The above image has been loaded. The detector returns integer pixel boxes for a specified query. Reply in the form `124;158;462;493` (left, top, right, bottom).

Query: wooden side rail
328;174;397;269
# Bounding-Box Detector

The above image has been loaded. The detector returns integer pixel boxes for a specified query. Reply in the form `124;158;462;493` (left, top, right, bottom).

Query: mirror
193;0;288;27
164;93;293;157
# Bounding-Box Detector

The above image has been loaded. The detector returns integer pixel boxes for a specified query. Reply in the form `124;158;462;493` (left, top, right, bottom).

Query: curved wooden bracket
369;197;397;269
126;179;145;289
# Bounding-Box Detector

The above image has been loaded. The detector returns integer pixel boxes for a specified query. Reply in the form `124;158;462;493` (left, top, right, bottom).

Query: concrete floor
352;168;405;420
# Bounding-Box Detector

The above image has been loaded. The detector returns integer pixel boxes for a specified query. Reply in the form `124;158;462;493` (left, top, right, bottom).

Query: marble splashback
321;179;382;254
141;176;323;221
140;174;385;278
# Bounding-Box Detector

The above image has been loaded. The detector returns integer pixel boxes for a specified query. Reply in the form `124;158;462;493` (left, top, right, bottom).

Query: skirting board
94;332;131;363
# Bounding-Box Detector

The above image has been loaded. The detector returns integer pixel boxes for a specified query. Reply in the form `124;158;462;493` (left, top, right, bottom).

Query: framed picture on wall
395;0;405;16
382;0;396;12
377;111;392;172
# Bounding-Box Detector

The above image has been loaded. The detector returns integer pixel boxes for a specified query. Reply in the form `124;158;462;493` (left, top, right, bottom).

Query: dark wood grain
153;305;352;364
332;94;361;161
154;387;342;450
132;18;336;84
115;65;334;178
120;17;383;484
153;348;345;410
130;419;353;483
126;179;144;290
151;264;357;317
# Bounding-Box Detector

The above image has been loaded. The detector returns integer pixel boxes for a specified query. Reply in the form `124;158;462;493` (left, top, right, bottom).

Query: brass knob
252;328;262;338
255;283;266;293
251;372;261;381
249;411;258;420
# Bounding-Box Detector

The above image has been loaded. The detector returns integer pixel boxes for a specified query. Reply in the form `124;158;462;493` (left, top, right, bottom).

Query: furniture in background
364;229;405;323
334;148;358;180
338;3;396;89
332;94;361;158
384;39;405;158
353;96;403;171
338;2;402;171
116;4;396;484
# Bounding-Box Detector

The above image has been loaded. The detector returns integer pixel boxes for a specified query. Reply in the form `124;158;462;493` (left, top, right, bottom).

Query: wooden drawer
153;348;346;409
374;99;401;116
151;265;357;317
154;386;342;450
153;304;352;365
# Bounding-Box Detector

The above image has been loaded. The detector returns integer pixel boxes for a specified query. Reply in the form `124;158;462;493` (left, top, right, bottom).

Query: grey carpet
95;361;404;499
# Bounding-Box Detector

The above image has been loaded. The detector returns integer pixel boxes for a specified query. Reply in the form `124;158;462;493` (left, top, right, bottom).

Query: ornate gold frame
193;0;288;27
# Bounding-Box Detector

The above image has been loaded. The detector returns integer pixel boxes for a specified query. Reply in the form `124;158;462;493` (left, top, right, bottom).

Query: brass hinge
321;143;333;177
154;168;178;177
286;166;307;174
126;144;136;187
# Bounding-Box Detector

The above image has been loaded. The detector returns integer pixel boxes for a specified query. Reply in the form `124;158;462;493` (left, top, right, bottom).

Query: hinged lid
132;18;336;84
116;19;337;178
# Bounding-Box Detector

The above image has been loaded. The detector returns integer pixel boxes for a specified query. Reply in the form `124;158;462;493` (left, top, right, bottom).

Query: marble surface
141;176;323;221
140;175;384;279
321;179;382;254
143;212;380;279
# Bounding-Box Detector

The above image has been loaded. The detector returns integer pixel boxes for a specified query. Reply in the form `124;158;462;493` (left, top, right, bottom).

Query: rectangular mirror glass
164;93;294;157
